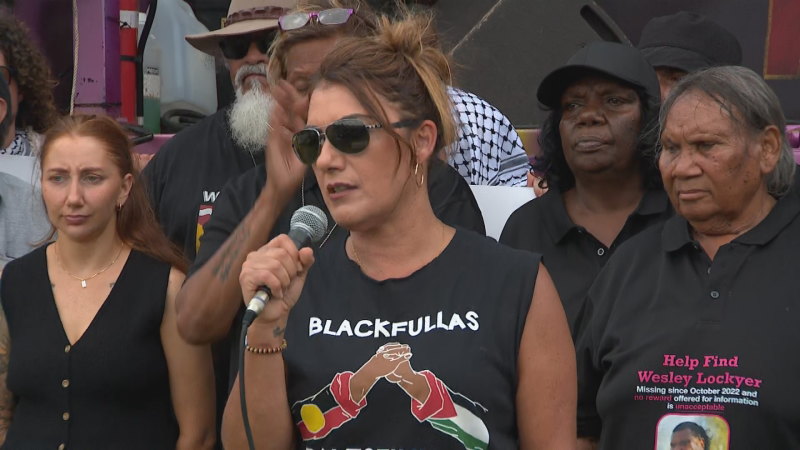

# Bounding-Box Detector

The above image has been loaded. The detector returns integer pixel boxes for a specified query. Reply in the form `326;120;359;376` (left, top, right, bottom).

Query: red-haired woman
0;115;215;448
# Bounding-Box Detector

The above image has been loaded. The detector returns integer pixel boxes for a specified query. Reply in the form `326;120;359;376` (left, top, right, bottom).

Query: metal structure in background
436;0;627;128
73;0;122;117
597;0;800;123
14;0;123;117
72;0;122;117
11;0;800;126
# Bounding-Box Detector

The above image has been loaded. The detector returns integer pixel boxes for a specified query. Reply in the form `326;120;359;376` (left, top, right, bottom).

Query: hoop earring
414;162;424;187
116;203;122;213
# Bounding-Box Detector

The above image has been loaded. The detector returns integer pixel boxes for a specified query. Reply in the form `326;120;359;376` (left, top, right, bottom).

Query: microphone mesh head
290;205;329;243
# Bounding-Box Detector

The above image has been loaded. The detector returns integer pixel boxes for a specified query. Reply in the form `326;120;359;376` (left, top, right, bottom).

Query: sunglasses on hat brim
218;30;278;60
292;117;421;165
278;8;355;32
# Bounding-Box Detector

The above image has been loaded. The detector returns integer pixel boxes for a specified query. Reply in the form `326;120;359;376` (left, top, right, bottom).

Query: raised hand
264;79;311;203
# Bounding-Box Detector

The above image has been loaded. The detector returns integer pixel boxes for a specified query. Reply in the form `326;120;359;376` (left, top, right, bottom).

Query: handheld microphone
243;205;328;326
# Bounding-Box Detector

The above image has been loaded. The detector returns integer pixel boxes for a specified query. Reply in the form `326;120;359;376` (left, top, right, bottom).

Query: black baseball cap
537;41;660;109
637;11;742;73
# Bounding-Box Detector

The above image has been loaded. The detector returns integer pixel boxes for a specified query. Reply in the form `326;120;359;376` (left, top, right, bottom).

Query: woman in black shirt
500;42;671;335
0;115;215;449
576;66;800;449
222;8;576;450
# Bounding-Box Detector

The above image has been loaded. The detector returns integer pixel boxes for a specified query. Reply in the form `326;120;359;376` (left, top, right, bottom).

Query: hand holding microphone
241;206;328;327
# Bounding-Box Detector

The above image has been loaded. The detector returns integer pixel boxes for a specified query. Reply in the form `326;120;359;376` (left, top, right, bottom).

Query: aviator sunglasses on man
218;30;278;60
292;117;421;165
278;8;355;31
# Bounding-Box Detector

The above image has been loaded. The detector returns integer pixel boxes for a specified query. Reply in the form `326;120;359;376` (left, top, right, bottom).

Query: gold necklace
54;243;123;288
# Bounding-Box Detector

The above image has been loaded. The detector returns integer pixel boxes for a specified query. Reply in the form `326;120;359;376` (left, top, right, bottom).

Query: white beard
228;64;274;153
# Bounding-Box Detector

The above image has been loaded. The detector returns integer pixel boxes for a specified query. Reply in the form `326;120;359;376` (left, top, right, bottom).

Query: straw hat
185;0;298;57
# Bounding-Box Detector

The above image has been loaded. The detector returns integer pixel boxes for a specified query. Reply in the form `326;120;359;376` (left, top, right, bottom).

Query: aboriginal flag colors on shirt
283;229;539;448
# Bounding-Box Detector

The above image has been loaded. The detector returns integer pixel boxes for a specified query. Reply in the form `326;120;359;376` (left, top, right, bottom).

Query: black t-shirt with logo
500;188;672;335
576;192;800;448
190;159;487;434
142;107;264;262
284;228;538;448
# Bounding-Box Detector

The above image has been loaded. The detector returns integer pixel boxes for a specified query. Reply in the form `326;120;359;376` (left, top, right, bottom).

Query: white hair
228;63;274;153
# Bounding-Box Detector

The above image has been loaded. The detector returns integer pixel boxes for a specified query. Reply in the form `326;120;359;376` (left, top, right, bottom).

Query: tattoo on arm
211;225;252;281
0;306;14;439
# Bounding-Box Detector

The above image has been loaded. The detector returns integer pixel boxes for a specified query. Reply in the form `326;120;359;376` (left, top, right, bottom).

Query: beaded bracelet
245;338;287;354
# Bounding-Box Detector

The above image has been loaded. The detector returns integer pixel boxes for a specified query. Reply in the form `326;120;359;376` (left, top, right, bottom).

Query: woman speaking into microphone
222;9;576;450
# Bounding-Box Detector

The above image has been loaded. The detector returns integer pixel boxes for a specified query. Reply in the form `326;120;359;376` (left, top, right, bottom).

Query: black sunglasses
0;66;15;85
218;30;277;60
292;117;421;165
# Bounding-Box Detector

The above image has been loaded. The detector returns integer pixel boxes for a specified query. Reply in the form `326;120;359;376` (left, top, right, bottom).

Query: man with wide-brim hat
143;0;297;261
186;0;294;58
140;1;296;441
637;11;742;99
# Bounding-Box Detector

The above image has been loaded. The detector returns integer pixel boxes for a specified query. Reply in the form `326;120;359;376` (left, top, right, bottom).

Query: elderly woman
576;66;798;448
222;10;575;450
0;13;58;155
500;41;672;335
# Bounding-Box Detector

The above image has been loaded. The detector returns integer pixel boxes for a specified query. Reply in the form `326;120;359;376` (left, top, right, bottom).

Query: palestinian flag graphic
412;370;489;450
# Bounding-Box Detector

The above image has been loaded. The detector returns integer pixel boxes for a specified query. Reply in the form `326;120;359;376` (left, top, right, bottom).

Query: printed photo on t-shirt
655;414;729;450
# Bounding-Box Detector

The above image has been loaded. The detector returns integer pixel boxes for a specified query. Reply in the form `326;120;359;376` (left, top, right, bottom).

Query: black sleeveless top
1;246;178;449
284;229;540;449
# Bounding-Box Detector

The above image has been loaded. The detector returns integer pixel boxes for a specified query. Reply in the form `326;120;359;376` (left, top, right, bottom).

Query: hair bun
375;13;445;77
318;7;457;152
